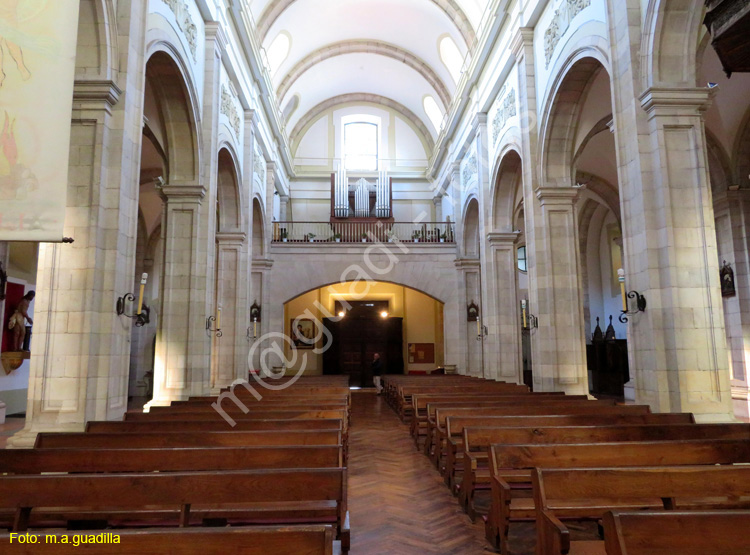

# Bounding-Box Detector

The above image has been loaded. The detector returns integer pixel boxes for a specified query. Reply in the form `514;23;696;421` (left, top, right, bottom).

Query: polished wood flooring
349;391;493;554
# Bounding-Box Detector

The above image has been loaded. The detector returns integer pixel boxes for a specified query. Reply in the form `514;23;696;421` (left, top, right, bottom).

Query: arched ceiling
249;0;488;151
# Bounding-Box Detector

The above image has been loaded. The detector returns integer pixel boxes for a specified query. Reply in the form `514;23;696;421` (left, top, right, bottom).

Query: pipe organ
330;170;392;221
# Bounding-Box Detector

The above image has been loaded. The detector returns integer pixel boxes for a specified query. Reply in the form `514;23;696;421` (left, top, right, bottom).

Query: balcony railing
272;222;455;244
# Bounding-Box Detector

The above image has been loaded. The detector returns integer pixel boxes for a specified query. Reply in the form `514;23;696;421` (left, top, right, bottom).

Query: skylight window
439;36;464;84
344;121;378;171
266;32;291;75
423;96;444;133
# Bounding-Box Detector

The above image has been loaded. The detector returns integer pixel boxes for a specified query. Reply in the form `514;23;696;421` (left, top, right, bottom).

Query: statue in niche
7;290;34;351
721;260;736;297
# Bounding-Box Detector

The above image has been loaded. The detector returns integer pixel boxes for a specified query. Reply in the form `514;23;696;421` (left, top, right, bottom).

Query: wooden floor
349;391;493;554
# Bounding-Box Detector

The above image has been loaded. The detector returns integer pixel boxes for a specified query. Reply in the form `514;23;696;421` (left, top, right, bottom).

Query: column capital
511;27;534;59
157;183;207;202
454;257;481;270
487;231;521;246
639;87;716;119
535;186;581;205
204;22;229;57
216;231;247;244
73;80;122;111
252;258;274;272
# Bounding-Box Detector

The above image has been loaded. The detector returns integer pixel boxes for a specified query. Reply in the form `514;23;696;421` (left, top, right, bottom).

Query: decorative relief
221;85;241;136
544;0;591;68
462;152;477;186
253;145;266;183
160;0;198;62
492;88;517;144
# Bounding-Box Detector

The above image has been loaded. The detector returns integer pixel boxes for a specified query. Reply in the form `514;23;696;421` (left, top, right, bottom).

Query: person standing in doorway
372;352;383;394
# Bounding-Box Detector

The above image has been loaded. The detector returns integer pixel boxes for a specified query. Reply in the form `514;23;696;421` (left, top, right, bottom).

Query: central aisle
348;391;492;554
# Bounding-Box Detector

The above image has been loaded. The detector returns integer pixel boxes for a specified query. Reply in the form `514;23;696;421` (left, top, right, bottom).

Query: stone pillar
212;232;247;393
433;195;443;223
455;258;482;376
0;242;8;339
621;88;732;420
279;194;290;222
241;110;258;382
148;183;210;405
8;4;147;446
487;232;523;383
714;189;750;418
533;188;588;394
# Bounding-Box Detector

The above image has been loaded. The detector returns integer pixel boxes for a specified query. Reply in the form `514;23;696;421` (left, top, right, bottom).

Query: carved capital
536;186;580;205
487;231;521;246
639;87;715;119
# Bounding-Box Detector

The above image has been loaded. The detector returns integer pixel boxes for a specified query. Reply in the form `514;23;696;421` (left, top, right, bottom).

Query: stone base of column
732;385;750;421
6;422;85;449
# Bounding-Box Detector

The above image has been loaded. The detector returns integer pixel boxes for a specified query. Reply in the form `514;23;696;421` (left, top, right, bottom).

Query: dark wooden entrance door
322;315;404;388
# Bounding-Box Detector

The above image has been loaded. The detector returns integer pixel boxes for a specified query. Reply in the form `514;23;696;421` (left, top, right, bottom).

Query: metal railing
272;222;455;244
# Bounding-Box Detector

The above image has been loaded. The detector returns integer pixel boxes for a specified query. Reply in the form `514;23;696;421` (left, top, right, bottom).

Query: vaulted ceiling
249;0;488;146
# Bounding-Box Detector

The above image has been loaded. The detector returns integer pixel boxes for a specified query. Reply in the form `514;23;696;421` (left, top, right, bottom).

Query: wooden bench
461;422;750;520
0;445;343;474
0;468;350;551
34;430;342;449
86;418;344;433
534;466;750;555
0;526;339;555
434;404;653;491
602;511;750;555
485;440;750;553
421;397;613;455
395;383;529;421
125;409;348;429
436;412;695;477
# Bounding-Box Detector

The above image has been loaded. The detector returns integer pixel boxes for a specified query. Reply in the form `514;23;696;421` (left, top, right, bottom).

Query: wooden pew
602;511;750;555
0;446;343;474
409;393;572;446
86;418;344;433
461;422;750;519
0;526;339;555
150;403;347;414
534;466;750;555
0;468;350;551
486;440;750;553
434;404;653;490
421;397;612;455
35;430;342;449
395;383;528;421
125;409;348;428
436;412;695;476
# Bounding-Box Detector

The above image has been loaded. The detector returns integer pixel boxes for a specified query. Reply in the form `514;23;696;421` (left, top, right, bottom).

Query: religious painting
721;261;736;298
291;318;316;349
0;0;80;241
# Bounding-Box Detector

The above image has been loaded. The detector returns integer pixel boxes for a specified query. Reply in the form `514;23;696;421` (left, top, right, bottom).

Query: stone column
148;183;210;405
487;232;523;382
455;258;482;376
433;194;443;223
279;194;290;222
622;88;733;420
713;189;750;418
8;0;148;445
533;188;588;394
212;232;247;393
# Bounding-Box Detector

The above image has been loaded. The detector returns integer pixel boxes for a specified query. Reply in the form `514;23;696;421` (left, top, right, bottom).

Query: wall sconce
247;300;261;342
520;299;538;329
207;307;223;337
618;268;646;323
116;273;150;327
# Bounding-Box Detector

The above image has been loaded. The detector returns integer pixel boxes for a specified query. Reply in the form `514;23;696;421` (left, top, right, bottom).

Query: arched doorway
284;281;445;387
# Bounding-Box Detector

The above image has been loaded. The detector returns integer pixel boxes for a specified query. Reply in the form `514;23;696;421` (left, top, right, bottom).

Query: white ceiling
249;0;489;148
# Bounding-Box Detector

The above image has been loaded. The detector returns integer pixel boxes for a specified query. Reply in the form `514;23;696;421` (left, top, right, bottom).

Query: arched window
423;96;444;133
344;121;378;170
439;36;464;84
266;32;291;76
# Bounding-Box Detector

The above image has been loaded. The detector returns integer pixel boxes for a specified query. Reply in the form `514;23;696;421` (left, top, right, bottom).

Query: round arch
217;146;243;232
491;149;523;231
